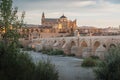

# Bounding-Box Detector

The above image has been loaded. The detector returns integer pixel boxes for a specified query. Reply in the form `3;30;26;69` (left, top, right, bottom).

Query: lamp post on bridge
77;36;80;47
89;32;92;55
77;30;80;47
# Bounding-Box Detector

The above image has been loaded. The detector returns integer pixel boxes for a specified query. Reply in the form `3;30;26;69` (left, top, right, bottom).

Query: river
27;51;95;80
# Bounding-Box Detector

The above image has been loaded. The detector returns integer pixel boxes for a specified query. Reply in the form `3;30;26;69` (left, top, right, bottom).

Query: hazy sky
13;0;120;28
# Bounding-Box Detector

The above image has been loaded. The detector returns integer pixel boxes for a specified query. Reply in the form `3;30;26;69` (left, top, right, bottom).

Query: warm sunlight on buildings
58;24;62;29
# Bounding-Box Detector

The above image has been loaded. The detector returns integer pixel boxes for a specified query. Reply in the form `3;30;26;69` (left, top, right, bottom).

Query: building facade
18;12;77;39
41;12;77;33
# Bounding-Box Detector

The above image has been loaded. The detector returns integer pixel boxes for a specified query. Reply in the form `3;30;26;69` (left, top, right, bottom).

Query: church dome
60;14;67;18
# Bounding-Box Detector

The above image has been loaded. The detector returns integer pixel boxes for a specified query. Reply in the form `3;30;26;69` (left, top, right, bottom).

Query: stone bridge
29;36;120;58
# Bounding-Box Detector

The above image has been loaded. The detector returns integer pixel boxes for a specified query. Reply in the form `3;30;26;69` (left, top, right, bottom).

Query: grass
81;55;101;67
40;47;65;56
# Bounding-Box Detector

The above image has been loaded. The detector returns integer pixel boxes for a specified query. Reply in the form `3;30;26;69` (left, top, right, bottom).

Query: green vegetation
81;56;100;67
40;47;76;56
22;46;36;51
0;43;35;80
81;57;96;67
66;54;75;56
40;47;64;55
40;47;53;54
48;49;64;55
0;43;58;80
34;60;58;80
0;0;58;80
90;55;99;60
94;46;120;80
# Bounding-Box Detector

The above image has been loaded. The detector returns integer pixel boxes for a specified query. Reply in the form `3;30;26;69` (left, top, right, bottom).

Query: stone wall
24;36;120;58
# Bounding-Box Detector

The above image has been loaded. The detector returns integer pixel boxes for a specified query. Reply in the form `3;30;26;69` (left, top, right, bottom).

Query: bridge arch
103;44;107;48
70;41;76;54
54;40;57;44
93;41;100;53
81;40;88;48
79;40;89;57
71;41;76;46
52;40;57;46
109;43;116;49
61;40;66;47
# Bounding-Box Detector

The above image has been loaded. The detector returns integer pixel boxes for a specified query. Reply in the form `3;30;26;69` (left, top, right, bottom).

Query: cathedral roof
60;14;67;18
44;18;58;23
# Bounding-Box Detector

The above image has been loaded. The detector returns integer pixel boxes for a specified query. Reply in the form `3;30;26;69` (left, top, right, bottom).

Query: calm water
27;51;95;80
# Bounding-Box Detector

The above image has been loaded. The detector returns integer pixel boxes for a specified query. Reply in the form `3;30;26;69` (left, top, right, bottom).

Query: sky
13;0;120;28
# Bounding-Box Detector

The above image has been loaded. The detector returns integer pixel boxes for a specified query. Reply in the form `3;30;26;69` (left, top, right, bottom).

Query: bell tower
41;12;45;25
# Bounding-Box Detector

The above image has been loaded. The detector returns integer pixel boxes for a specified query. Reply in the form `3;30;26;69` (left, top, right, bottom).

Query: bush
0;43;35;80
40;47;64;55
66;54;75;56
42;49;53;54
42;50;49;54
40;47;53;54
22;46;35;51
94;46;120;80
90;55;99;60
81;57;96;67
48;49;64;55
34;60;58;80
0;43;58;80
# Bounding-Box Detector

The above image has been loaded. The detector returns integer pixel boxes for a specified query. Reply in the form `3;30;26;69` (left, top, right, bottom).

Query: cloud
67;1;96;8
13;0;120;28
107;0;120;4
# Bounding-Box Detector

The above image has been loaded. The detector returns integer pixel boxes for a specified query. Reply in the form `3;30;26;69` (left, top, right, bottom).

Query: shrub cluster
94;46;120;80
34;60;58;80
22;46;36;51
81;55;100;67
48;49;64;55
41;48;53;54
40;48;64;55
81;57;96;67
0;43;58;80
66;54;75;56
90;55;99;60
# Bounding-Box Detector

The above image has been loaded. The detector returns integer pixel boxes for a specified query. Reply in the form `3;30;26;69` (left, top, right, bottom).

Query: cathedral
41;12;77;33
18;12;78;39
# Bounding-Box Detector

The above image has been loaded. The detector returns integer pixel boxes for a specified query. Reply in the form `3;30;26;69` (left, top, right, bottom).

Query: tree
0;0;25;47
94;46;120;80
0;1;58;80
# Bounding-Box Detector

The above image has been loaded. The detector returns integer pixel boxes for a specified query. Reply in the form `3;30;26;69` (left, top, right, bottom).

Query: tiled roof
45;18;58;23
